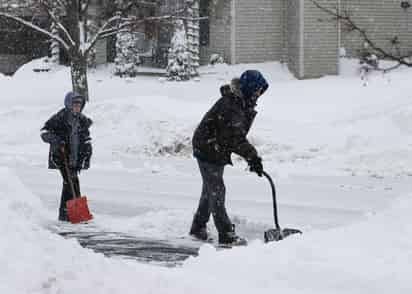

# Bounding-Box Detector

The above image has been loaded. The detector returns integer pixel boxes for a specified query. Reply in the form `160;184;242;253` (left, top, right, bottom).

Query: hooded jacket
193;71;269;165
41;92;93;171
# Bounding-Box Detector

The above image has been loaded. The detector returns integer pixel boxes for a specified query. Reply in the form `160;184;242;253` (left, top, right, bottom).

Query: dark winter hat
239;70;269;99
64;91;85;111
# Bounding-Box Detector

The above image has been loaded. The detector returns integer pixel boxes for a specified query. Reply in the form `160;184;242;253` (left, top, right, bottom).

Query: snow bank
2;58;412;177
3;58;412;177
1;166;411;294
0;169;139;294
90;96;200;158
188;193;412;294
0;168;52;224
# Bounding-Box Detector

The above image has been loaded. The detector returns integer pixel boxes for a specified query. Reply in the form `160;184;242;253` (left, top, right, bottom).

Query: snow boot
58;213;69;222
189;222;209;241
218;225;247;246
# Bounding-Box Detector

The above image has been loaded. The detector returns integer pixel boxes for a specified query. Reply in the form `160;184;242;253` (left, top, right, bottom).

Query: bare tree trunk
310;0;412;69
70;54;89;100
49;24;61;64
67;0;88;100
0;0;194;101
186;0;200;77
48;6;61;64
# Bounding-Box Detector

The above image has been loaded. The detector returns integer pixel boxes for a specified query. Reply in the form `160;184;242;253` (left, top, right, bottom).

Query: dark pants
58;167;80;221
193;159;233;234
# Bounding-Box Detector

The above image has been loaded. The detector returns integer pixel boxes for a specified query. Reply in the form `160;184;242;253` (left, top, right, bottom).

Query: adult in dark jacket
191;70;269;245
41;92;93;221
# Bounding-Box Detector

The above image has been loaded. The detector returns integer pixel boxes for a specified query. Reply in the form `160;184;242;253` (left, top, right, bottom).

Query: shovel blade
264;228;302;243
66;196;93;224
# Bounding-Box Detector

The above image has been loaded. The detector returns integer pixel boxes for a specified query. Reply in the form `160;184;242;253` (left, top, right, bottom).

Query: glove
80;143;92;170
249;156;263;177
82;158;90;170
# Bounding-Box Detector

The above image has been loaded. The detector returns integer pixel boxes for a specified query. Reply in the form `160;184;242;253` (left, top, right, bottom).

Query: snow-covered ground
1;59;412;293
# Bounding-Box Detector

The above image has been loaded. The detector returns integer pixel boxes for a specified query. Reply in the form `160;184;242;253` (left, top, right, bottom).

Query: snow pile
3;58;412;177
90;96;199;158
3;56;412;294
1;166;411;294
0;168;52;224
189;194;412;294
0;168;138;294
115;31;143;77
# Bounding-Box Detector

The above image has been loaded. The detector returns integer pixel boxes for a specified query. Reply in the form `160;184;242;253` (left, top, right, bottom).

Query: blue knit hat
239;70;269;99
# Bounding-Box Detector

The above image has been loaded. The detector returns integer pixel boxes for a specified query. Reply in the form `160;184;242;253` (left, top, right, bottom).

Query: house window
199;0;210;46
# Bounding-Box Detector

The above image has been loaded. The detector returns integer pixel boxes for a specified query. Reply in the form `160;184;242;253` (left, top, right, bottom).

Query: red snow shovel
262;171;302;242
62;147;93;224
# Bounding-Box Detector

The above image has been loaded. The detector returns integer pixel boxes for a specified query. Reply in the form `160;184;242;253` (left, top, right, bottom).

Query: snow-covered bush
209;54;224;65
166;20;190;81
115;31;142;77
358;44;380;83
185;0;200;77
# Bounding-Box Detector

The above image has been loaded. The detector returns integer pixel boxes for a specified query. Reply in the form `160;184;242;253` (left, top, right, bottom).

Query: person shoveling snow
190;70;269;246
40;92;93;221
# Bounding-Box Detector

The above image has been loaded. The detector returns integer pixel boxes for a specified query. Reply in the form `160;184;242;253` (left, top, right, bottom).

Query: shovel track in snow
52;223;199;267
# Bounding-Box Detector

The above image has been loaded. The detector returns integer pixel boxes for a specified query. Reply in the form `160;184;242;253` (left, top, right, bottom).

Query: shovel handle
262;171;280;230
61;146;79;199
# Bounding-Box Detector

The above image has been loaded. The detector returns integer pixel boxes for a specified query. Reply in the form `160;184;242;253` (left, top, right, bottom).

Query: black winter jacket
41;109;93;170
192;84;259;165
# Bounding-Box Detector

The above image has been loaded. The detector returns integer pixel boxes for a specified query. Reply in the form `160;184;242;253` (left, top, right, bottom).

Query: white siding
234;0;283;63
286;0;302;77
342;0;412;58
303;0;339;78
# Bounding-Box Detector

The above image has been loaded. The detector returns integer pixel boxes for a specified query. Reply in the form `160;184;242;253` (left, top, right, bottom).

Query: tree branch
54;0;68;8
38;1;76;47
310;0;412;67
84;5;191;55
0;12;70;52
84;14;123;54
116;0;159;15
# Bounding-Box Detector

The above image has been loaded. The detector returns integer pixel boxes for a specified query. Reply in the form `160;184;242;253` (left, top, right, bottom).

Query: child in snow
41;92;93;221
190;70;269;246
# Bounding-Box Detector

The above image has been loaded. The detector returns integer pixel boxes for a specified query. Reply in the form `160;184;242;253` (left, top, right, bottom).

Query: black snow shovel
262;171;302;242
